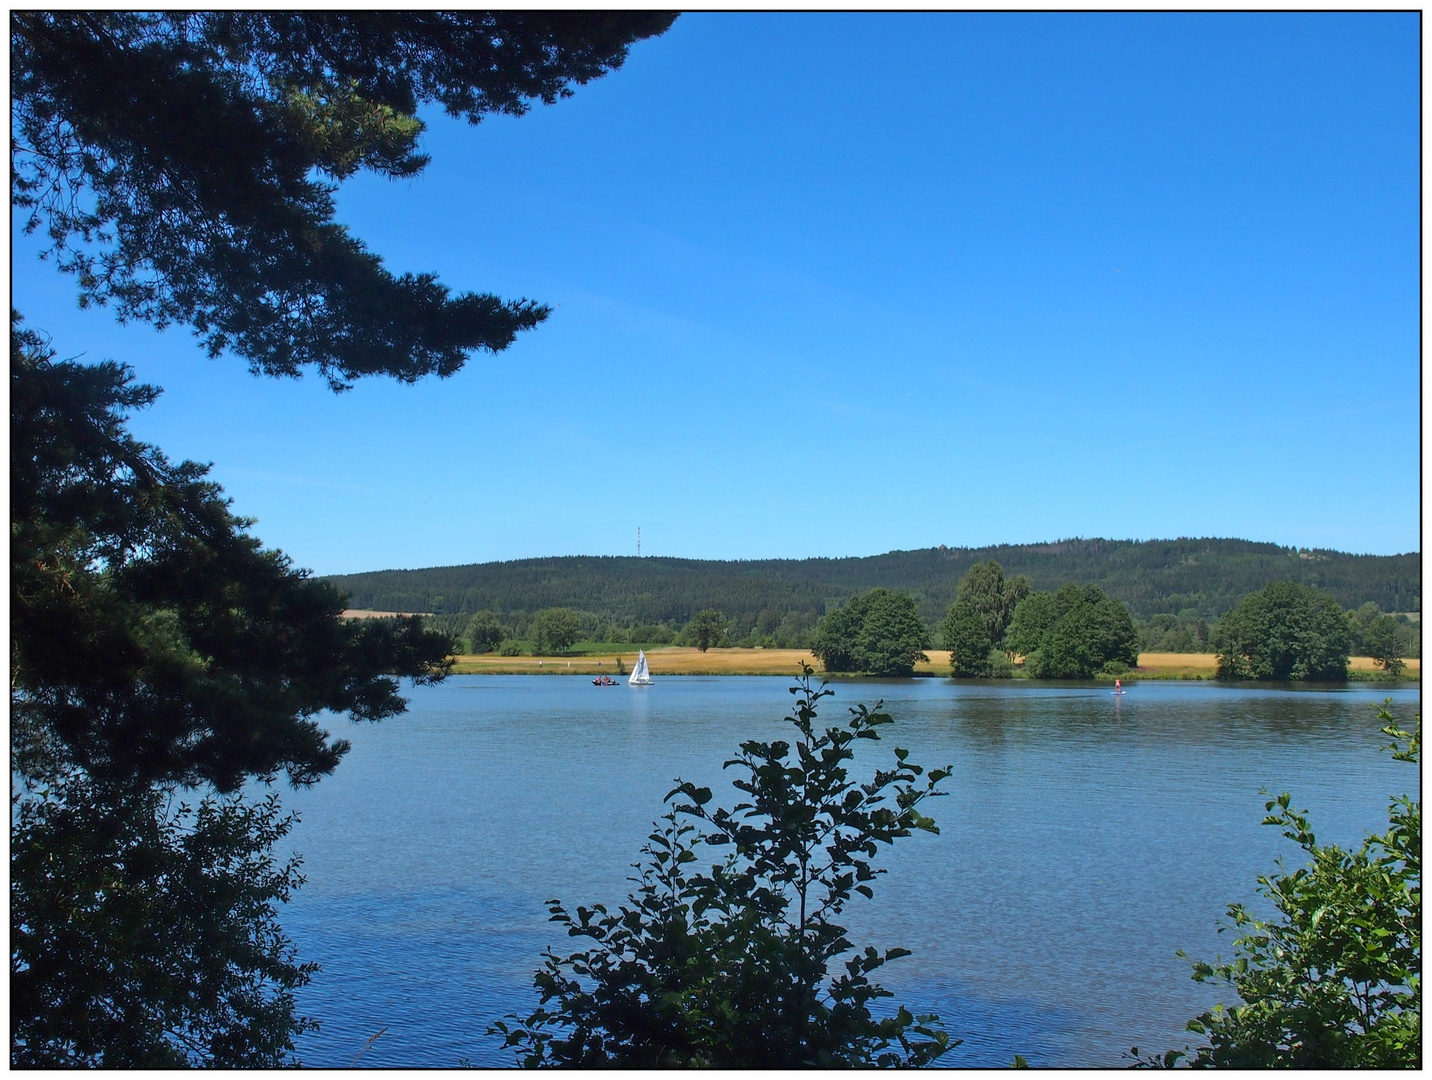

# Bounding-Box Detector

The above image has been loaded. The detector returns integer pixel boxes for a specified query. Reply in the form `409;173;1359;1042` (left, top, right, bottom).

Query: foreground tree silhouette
1135;703;1420;1068
11;325;455;795
12;784;314;1067
492;668;955;1067
12;11;676;1064
12;11;678;388
10;322;454;1064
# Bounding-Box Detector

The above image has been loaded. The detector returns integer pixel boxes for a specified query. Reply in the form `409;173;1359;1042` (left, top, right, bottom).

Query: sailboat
629;649;653;686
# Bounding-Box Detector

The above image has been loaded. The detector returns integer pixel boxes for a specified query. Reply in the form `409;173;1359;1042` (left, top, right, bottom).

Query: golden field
1133;653;1419;677
450;646;823;676
449;647;1418;679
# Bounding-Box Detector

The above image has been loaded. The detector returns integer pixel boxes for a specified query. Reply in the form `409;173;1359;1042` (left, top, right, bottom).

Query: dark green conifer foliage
12;14;676;1063
323;542;1420;628
492;670;955;1067
12;11;677;389
11;323;454;791
10;320;453;1063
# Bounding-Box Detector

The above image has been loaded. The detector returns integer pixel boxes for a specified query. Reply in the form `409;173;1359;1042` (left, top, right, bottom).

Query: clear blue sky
12;12;1421;575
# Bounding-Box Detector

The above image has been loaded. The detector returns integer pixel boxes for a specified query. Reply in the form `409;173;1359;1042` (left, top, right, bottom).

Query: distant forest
325;538;1420;646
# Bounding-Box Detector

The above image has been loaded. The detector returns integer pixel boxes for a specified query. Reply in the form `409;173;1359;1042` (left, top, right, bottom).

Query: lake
277;675;1420;1067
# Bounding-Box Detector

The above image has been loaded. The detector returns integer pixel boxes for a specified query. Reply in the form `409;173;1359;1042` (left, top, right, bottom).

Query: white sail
629;649;653;686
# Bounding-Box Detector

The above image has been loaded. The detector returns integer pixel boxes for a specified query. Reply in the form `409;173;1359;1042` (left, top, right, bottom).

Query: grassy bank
449;647;1420;680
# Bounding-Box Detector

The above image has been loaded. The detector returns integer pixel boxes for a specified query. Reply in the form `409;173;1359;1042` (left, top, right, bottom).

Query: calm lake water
278;676;1420;1068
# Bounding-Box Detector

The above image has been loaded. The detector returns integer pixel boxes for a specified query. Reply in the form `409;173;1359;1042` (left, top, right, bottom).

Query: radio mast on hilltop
637;526;641;558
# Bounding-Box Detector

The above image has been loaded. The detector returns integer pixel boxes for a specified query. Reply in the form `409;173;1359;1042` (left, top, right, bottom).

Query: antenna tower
637;526;641;559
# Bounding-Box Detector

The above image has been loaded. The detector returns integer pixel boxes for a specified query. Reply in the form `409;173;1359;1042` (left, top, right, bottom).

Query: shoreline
448;648;1419;682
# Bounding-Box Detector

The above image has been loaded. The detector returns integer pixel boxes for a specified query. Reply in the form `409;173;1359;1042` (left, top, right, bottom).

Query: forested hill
325;538;1420;630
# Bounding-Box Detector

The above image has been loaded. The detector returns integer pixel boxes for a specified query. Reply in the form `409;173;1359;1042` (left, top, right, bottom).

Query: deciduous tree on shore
681;608;730;652
813;589;929;676
1004;583;1139;679
531;608;583;655
940;560;1029;677
465;611;506;654
1214;581;1350;681
1347;602;1412;675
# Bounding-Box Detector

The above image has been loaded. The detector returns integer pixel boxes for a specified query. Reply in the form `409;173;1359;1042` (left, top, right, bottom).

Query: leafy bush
1138;704;1420;1068
629;622;675;645
1346;602;1420;664
492;670;955;1067
984;648;1016;678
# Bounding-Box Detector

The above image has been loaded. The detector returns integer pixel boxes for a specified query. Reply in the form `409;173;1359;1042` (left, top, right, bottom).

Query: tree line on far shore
452;562;1416;682
443;601;1417;662
804;562;1413;680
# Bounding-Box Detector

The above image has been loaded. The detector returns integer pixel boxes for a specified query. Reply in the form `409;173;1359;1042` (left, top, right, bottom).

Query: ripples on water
276;676;1420;1067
